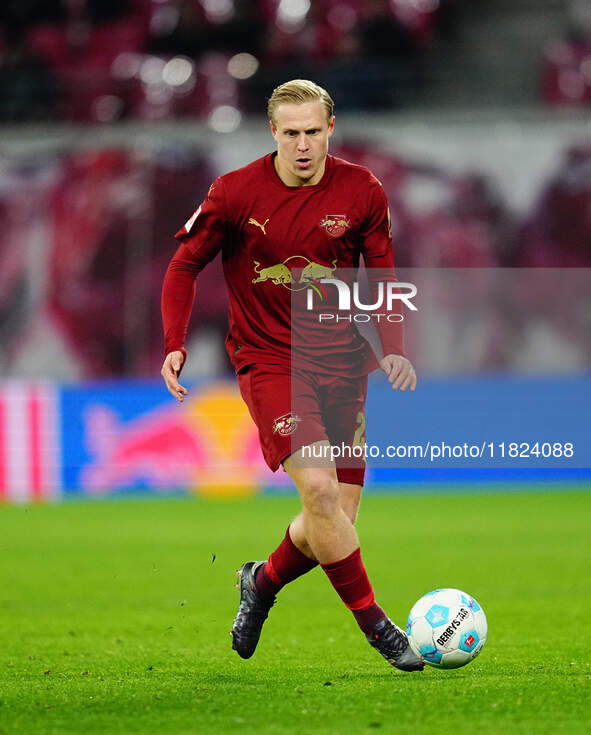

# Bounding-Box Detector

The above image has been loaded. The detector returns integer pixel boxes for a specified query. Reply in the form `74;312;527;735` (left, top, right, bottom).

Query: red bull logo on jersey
272;412;301;436
252;255;338;294
252;261;293;285
319;214;351;238
299;258;338;284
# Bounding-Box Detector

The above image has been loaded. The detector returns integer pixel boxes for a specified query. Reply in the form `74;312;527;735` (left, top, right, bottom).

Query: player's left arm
360;176;417;391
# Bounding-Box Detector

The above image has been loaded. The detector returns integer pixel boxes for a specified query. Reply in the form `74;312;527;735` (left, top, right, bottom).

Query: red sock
320;548;387;635
255;526;318;601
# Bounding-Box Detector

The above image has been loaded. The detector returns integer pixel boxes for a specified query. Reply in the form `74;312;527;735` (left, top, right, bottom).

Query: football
406;588;488;669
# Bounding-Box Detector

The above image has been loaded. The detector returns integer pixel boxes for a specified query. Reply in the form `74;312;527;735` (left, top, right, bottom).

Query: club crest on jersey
319;214;351;238
272;412;301;436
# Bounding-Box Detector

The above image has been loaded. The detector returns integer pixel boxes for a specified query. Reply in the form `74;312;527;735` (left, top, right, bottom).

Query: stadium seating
0;0;446;123
541;38;591;106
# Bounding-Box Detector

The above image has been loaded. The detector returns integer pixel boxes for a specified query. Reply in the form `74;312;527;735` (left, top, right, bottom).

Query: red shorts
237;364;368;486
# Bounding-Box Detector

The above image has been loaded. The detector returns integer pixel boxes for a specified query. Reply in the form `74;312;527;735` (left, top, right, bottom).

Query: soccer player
161;79;423;672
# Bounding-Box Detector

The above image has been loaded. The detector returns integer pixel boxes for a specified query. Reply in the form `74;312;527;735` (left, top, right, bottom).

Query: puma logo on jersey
248;217;269;235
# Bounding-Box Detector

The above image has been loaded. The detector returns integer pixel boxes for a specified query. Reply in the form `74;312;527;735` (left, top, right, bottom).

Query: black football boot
368;618;425;672
231;561;275;659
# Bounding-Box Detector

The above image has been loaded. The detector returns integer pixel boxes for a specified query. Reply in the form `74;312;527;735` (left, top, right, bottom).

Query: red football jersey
162;152;405;376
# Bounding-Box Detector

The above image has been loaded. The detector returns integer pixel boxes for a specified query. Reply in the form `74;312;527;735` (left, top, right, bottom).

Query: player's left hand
379;354;417;391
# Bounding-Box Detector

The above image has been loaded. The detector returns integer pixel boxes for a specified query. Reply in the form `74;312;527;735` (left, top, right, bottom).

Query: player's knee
301;474;340;518
307;491;340;519
343;502;359;524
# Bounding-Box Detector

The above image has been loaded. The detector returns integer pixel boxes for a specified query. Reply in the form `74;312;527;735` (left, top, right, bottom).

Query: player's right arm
160;178;228;401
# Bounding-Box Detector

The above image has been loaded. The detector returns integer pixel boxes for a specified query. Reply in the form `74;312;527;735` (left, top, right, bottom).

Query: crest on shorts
272;412;301;436
319;214;351;238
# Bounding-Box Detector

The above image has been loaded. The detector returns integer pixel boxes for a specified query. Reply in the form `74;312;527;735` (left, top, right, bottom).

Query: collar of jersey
265;152;333;192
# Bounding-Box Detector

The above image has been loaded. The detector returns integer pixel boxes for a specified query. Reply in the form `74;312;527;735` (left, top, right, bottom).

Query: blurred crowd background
1;0;591;380
5;0;591;122
4;0;591;121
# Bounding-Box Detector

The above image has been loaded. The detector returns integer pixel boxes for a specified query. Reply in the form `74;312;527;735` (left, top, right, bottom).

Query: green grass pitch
1;487;590;735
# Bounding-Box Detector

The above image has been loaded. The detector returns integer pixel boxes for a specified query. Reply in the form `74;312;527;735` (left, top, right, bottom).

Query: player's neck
273;153;327;187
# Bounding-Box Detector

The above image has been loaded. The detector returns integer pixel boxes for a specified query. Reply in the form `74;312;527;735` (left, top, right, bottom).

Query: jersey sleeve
174;177;228;265
161;177;228;361
359;176;393;260
360;177;406;358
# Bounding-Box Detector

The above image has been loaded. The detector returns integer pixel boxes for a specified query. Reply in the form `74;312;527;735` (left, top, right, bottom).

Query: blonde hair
267;79;334;125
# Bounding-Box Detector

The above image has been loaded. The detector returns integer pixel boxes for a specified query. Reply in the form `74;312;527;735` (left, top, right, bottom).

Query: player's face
270;101;335;187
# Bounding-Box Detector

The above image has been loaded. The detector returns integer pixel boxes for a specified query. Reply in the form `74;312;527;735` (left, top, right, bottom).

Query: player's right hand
161;350;188;403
